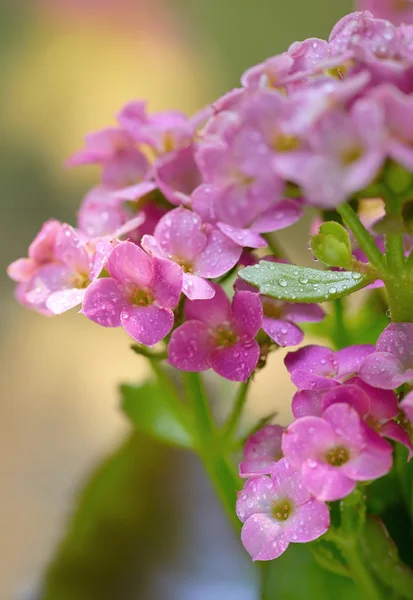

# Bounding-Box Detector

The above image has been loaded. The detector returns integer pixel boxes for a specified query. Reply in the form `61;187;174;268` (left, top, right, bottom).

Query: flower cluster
7;6;413;566
237;324;413;560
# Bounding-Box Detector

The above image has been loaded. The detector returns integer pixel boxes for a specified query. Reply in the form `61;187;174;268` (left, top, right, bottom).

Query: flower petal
282;416;336;469
151;256;182;308
210;339;260;382
168;321;214;371
47;288;86;314
302;461;355;501
154;207;206;260
121;305;174;346
194;227;241;278
217;223;267;248
262;318;303;347
360;351;412;389
231;291;263;338
336;344;375;380
82;278;128;327
282;303;325;324
185;283;231;328
183;273;215;300
241;515;288;561
107;241;153;287
285;499;330;543
236;476;277;523
380;421;413;460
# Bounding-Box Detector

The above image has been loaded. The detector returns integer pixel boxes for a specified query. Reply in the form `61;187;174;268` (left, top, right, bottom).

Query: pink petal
231;291;263;338
236;475;277;523
302;461;356;501
282;416;336;468
168;321;214;371
322;403;365;453
193;227;242;278
183;273;215;300
210;339;260;382
292;389;326;418
401;391;413;423
141;234;167;259
360;352;412;389
251;199;303;233
380;421;413;460
285;499;330;543
110;181;157;201
376;322;413;365
151;256;182;308
240;425;284;478
154;207;206;260
262;318;303;347
273;458;312;506
342;447;393;481
155;145;201;206
336;344;375;380
350;377;398;421
217;223;267;248
284;345;337;380
241;515;289;561
7;258;37;283
54;225;90;273
321;384;371;418
107;241;153;288
282;303;325;324
121;305;174;346
185;284;231;328
82;278;128;327
190;184;219;224
46;288;86;314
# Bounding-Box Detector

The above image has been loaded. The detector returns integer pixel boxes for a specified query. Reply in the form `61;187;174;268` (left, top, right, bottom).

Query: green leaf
121;379;194;449
360;516;413;599
239;262;371;303
310;221;353;268
260;544;363;600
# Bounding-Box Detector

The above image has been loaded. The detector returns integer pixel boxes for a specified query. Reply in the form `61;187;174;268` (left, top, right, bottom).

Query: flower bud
310;222;352;268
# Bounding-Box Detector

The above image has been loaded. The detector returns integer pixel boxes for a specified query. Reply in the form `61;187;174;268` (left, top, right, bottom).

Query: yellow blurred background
1;1;351;598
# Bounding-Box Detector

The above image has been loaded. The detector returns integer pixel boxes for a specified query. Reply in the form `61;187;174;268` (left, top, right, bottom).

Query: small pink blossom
66;127;150;188
360;323;413;389
239;425;284;478
168;285;262;382
236;458;330;561
142;207;241;300
82;241;182;346
282;403;393;501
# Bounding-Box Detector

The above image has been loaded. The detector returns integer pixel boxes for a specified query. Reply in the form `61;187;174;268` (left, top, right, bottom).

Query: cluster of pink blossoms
7;7;413;562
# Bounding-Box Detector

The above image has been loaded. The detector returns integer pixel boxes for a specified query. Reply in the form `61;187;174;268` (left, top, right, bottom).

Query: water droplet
279;279;288;287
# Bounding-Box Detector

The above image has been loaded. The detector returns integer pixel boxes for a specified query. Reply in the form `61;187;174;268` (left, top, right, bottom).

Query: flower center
271;498;294;521
341;146;364;165
325;445;350;467
131;289;154;306
214;325;238;347
73;272;90;289
262;297;284;319
173;257;194;273
272;132;300;153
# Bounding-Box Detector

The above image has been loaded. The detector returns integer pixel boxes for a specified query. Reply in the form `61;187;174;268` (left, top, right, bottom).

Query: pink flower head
117;101;210;156
239;425;284;478
142;207;241;300
8;223;112;315
321;378;413;458
236;458;330;561
279;100;386;207
154;145;203;206
66;127;150;188
168;285;262;382
360;323;413;388
285;344;375;390
82;241;182;346
282;403;393;501
356;1;413;27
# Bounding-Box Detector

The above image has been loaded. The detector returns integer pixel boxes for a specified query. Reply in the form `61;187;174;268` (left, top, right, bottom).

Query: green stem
183;372;241;531
337;203;386;273
263;233;290;261
131;344;168;361
338;541;383;600
384;191;405;274
222;380;251;438
331;298;351;350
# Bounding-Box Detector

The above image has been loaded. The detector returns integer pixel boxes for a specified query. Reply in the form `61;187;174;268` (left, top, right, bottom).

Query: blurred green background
0;1;351;598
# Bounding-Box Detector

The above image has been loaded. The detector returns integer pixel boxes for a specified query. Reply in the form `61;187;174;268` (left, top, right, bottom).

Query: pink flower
8;223;112;315
360;323;413;389
401;390;413;423
285;344;375;390
239;425;284;478
236;458;330;561
66;127;150;188
142;207;241;300
282;403;393;501
82;241;182;346
355;0;413;26
117;101;210;156
155;145;203;206
168;285;262;382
